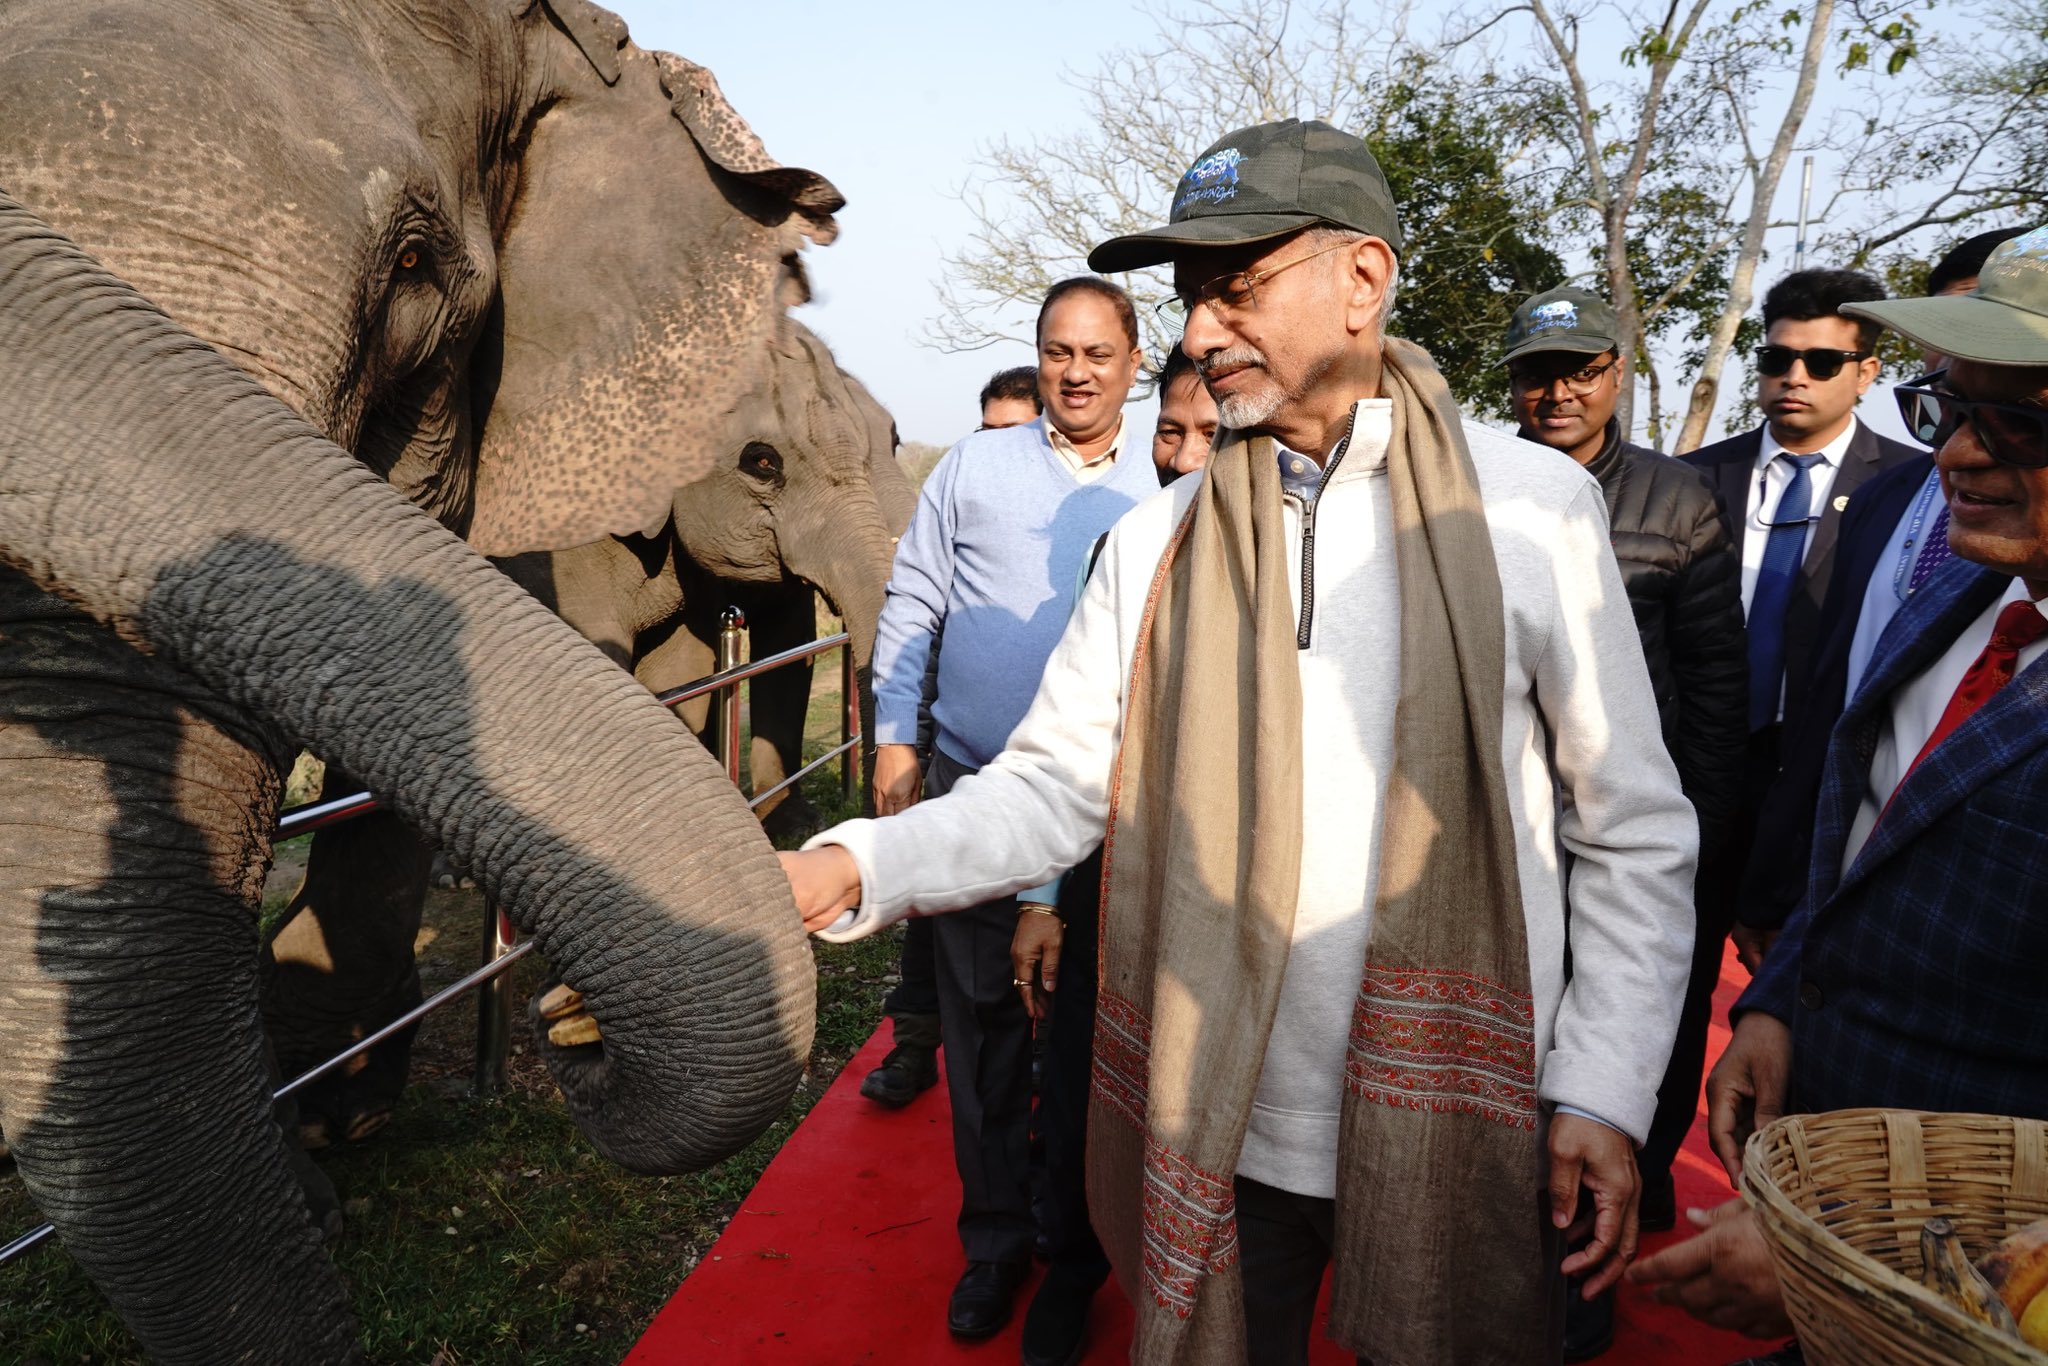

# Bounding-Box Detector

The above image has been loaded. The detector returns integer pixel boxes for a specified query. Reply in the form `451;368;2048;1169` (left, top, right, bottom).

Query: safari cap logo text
1528;300;1579;333
1175;148;1244;213
1994;225;2048;282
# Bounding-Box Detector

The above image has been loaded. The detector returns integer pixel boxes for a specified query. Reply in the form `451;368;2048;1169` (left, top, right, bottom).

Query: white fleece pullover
809;402;1697;1198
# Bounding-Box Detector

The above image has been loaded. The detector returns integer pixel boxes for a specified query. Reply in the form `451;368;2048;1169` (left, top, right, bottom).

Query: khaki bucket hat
1844;225;2048;365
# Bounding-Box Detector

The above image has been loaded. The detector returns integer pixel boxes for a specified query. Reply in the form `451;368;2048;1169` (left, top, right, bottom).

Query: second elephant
268;320;914;1145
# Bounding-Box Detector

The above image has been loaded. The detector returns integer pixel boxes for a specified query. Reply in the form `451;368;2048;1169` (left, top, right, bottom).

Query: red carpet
630;945;1764;1364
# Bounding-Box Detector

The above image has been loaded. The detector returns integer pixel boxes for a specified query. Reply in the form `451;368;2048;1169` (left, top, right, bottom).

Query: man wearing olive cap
782;119;1698;1366
1503;285;1747;1359
1634;226;2048;1348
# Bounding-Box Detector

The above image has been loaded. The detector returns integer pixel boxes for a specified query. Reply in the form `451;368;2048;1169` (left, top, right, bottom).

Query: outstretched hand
1628;1198;1792;1338
1549;1113;1640;1298
778;846;863;933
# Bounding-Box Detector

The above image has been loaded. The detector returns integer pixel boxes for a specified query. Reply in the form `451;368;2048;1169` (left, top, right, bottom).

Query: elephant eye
398;249;419;270
739;442;784;482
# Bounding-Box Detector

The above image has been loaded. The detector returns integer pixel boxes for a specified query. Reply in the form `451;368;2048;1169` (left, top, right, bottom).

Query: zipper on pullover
1295;407;1358;650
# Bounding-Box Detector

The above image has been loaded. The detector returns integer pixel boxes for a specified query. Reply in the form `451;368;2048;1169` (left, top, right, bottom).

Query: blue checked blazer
1740;560;2048;1120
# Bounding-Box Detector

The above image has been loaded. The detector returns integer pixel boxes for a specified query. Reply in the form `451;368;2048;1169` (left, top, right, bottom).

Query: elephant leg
263;774;433;1148
0;595;360;1363
743;583;820;839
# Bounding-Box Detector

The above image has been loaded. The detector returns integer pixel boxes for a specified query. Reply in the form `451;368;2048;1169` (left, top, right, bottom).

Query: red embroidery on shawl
1345;963;1539;1129
1139;1134;1238;1318
1090;987;1151;1132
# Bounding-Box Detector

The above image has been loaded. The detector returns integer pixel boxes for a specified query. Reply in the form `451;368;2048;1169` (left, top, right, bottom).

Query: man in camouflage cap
782;119;1697;1366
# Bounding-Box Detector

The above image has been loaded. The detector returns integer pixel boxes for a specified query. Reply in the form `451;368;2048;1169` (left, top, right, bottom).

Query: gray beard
1215;387;1282;429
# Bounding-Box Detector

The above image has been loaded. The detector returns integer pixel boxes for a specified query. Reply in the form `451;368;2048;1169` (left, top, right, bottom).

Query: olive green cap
1087;119;1404;274
1503;287;1619;363
1843;225;2048;365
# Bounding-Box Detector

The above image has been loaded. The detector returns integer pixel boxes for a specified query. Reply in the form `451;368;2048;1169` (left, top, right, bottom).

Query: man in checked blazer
1631;226;2048;1344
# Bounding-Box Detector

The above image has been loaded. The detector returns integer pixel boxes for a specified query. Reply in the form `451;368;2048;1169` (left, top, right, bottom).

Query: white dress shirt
1738;418;1863;613
1842;576;2048;871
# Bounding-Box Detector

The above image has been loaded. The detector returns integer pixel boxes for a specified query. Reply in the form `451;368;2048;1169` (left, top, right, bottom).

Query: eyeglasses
1155;241;1353;321
1507;357;1620;397
1754;345;1870;380
1894;369;2048;469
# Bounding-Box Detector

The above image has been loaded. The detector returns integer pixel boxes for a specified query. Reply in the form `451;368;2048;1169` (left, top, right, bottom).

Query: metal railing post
710;606;747;787
473;900;516;1097
841;638;859;807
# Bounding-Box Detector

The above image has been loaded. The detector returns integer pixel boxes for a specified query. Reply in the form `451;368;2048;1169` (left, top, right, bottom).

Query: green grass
0;670;900;1365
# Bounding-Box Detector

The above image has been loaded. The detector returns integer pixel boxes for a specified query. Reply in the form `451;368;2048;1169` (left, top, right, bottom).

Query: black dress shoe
948;1259;1029;1339
1562;1282;1615;1362
1639;1164;1677;1233
1021;1270;1096;1366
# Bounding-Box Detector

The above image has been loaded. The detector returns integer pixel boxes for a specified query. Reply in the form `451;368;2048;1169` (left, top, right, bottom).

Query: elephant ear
653;52;843;246
468;29;846;557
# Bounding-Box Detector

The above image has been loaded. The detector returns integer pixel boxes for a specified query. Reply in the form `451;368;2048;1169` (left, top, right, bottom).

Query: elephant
266;322;916;1148
0;1;846;1359
656;331;917;839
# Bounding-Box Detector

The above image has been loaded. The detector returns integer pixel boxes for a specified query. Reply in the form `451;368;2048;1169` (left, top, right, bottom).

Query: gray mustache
1196;345;1266;379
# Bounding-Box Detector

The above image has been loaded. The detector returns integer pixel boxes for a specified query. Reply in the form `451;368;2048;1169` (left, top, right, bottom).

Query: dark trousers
1643;725;1779;1175
1236;1176;1350;1366
881;915;939;1018
1235;1175;1565;1365
1040;850;1109;1288
927;747;1036;1265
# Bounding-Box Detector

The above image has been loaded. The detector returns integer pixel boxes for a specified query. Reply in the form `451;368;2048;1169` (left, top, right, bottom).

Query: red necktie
1901;599;2048;779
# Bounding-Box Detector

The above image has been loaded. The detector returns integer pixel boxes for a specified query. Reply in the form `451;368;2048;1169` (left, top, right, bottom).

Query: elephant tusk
537;982;583;1021
547;1011;603;1048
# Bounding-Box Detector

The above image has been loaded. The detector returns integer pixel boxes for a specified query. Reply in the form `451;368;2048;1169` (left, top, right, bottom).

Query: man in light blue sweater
867;276;1156;1342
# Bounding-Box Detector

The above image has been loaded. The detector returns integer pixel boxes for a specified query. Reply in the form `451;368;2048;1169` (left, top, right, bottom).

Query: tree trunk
1674;0;1838;452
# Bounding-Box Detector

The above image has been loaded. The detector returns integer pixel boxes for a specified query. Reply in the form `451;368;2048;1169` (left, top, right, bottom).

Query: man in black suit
1672;268;1918;1187
1733;230;2030;969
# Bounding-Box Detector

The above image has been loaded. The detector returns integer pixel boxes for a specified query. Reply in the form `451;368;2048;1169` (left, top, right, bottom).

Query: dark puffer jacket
1581;421;1748;854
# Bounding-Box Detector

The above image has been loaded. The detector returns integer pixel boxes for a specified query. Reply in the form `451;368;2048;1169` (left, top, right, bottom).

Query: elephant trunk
786;496;893;674
0;193;814;1182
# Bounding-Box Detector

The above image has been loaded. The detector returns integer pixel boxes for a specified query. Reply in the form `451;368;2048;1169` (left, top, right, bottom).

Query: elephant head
0;0;851;1155
0;0;840;552
672;320;909;673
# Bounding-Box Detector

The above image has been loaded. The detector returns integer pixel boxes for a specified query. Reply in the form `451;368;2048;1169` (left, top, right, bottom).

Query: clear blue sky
612;1;1933;449
612;1;1169;448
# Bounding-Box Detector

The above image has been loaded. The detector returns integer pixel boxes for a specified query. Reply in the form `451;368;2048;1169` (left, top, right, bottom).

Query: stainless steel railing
0;618;861;1267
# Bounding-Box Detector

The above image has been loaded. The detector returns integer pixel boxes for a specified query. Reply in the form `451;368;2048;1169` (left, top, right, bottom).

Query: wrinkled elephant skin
0;0;838;1358
0;0;844;1147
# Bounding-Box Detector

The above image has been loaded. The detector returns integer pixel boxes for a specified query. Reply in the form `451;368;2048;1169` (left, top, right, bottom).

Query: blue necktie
1747;453;1824;731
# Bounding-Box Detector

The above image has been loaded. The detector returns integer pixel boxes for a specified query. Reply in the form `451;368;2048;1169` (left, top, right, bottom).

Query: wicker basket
1742;1109;2048;1365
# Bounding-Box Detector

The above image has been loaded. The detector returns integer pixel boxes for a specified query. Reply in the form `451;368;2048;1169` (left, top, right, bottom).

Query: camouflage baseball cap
1503;287;1619;363
1844;224;2048;365
1087;119;1404;274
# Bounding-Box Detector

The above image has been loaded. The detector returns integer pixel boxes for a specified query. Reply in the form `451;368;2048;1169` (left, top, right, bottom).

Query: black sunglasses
1894;369;2048;469
1755;345;1869;380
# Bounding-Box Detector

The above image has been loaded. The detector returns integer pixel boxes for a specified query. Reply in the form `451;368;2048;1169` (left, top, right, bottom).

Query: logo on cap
1175;148;1243;213
2010;226;2048;262
1529;300;1579;333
